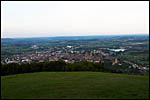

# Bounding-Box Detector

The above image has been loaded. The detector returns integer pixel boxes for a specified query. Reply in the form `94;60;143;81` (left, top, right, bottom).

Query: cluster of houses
1;45;149;72
2;45;108;64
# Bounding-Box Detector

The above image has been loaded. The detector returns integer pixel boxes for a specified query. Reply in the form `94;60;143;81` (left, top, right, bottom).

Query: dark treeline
1;60;120;76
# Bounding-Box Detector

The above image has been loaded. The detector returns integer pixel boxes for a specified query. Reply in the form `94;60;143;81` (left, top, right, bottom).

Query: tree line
1;60;119;76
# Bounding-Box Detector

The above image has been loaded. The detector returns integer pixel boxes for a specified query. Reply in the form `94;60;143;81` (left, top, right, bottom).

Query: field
1;72;149;99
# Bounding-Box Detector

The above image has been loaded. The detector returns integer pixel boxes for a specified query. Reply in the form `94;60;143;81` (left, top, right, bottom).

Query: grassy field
1;72;149;99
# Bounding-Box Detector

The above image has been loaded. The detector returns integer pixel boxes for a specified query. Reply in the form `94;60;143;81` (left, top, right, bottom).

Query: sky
1;1;149;38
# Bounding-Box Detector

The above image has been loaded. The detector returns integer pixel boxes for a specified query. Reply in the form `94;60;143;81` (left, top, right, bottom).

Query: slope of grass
1;72;149;99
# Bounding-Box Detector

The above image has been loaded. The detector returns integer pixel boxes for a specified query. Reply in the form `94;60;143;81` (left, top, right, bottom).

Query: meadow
1;72;149;99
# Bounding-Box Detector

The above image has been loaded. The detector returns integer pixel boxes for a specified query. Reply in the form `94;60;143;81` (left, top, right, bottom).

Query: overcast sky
1;1;149;38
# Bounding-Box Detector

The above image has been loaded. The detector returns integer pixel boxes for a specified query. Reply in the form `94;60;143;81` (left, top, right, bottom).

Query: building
112;58;118;65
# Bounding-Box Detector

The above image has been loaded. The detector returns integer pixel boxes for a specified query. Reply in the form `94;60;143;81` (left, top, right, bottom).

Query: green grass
1;72;149;99
121;53;149;65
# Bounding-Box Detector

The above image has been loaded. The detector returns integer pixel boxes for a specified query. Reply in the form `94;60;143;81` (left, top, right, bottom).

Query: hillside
1;72;149;99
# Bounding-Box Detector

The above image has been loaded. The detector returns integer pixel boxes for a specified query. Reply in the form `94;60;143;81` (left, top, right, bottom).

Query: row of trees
1;60;118;76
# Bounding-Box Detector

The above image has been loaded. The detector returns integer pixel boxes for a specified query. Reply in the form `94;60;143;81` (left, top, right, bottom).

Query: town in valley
1;34;149;74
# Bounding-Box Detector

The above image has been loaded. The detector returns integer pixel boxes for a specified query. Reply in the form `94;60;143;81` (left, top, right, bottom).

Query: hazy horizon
1;33;149;39
1;1;149;38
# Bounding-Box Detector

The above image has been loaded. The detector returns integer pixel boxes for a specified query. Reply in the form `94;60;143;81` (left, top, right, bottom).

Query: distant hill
1;34;149;41
1;38;15;41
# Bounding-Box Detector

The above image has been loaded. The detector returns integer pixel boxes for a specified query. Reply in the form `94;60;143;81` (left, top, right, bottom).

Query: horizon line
1;33;149;39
